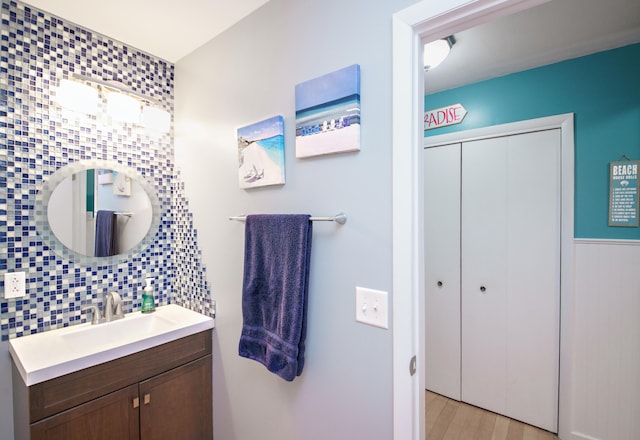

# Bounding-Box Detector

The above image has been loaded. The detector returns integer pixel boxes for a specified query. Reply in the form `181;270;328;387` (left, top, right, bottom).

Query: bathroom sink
9;304;214;386
59;312;177;349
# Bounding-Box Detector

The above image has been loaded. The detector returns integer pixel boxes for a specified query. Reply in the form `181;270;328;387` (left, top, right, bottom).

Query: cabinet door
139;355;213;440
461;130;560;432
31;384;139;440
424;143;462;400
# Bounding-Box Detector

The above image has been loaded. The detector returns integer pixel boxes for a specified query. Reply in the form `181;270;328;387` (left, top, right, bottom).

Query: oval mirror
35;160;162;265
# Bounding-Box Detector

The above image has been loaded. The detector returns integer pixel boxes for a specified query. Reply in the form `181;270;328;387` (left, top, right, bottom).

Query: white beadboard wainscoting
571;239;640;440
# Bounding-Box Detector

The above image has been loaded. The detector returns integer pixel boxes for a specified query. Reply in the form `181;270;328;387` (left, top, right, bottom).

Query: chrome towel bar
229;213;347;225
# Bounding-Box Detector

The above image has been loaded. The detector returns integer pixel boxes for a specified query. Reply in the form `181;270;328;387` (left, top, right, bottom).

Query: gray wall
175;0;416;438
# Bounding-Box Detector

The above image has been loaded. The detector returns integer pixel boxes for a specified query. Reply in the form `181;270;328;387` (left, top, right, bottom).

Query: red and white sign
424;103;467;130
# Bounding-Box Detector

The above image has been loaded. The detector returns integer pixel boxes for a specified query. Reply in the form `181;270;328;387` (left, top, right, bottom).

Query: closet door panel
424;143;461;400
460;137;509;414
505;129;560;432
460;130;561;431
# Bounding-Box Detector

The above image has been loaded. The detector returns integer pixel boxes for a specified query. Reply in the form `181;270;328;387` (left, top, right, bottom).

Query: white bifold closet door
425;129;561;432
424;143;461;401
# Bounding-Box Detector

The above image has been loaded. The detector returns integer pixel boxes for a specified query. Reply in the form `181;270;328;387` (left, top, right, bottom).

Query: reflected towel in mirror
94;210;118;257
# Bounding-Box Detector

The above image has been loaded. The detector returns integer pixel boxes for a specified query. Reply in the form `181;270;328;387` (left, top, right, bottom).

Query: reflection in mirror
35;160;161;265
48;170;153;256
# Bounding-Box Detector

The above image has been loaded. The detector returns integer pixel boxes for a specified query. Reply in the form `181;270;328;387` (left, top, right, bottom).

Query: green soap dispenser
141;277;156;313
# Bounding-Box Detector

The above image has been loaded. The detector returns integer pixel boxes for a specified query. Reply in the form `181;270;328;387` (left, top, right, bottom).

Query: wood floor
426;391;559;440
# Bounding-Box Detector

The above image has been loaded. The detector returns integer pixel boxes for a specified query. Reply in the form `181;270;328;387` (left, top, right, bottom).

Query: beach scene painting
295;64;361;158
237;115;286;189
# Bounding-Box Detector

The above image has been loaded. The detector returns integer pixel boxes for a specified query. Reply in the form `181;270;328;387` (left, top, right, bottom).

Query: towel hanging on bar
238;214;313;381
229;212;347;225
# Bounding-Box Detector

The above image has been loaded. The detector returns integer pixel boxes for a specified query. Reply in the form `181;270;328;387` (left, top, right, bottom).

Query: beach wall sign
609;158;639;227
295;64;361;158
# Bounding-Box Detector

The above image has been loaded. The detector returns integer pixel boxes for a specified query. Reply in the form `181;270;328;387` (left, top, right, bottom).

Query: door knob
480;286;486;293
437;281;443;287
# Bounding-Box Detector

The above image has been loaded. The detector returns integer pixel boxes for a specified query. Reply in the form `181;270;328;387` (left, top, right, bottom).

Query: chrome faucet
81;291;125;325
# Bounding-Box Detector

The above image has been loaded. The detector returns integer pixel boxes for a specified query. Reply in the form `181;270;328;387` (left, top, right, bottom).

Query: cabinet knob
133;397;140;408
437;281;443;287
144;393;151;405
480;286;486;293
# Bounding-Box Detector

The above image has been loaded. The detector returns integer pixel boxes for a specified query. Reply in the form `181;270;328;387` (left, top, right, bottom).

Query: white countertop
9;304;214;386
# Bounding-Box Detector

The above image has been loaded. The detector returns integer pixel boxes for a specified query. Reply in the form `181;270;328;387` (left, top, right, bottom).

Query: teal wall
424;43;640;239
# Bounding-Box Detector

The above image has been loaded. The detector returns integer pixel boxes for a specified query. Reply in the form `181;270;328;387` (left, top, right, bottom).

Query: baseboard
569;431;602;440
575;238;640;246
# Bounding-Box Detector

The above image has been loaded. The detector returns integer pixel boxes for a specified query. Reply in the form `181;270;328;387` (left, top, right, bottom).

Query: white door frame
391;1;572;439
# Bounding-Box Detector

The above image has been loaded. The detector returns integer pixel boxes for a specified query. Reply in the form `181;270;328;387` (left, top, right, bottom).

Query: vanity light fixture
142;106;171;133
55;79;99;115
55;74;171;132
107;91;141;123
424;36;456;71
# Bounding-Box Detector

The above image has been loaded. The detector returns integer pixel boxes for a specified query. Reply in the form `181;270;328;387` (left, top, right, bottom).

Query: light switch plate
4;271;26;299
355;286;389;329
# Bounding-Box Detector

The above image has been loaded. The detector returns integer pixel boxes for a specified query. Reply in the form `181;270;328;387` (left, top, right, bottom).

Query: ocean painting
237;115;285;189
295;64;361;158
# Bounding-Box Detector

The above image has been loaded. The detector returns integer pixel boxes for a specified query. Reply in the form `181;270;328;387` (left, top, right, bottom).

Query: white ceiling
426;0;640;92
22;0;640;89
23;0;271;62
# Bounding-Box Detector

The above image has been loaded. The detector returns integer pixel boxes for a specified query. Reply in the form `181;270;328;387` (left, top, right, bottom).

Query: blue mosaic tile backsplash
0;0;213;340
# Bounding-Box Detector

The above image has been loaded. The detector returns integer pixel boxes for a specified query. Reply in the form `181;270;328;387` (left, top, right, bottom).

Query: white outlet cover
355;286;389;329
4;271;26;299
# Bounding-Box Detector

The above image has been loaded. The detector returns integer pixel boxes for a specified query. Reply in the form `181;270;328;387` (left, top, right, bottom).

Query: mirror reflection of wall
47;171;78;252
96;170;151;255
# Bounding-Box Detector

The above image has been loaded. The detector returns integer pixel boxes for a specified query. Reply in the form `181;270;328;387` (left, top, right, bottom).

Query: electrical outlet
355;286;389;329
4;271;26;299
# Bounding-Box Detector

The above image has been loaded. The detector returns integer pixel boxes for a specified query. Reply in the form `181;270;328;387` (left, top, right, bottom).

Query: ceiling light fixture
424;36;456;71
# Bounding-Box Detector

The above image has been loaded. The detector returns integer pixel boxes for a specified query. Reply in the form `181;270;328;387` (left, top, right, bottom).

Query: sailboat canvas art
237;115;286;189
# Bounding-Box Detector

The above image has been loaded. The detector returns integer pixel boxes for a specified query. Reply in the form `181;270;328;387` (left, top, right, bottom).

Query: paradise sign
424;103;467;130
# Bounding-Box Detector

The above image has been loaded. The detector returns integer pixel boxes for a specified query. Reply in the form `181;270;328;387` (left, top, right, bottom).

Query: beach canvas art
237;115;286;189
295;64;361;158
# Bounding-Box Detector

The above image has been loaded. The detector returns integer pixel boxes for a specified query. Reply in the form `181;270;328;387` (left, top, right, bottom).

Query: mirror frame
34;159;162;265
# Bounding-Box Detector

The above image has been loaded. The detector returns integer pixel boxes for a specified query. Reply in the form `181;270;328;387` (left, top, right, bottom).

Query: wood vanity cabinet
12;330;213;440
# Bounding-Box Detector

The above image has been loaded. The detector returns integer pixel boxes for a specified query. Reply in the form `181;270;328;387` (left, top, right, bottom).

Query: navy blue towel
239;214;313;381
94;210;118;257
